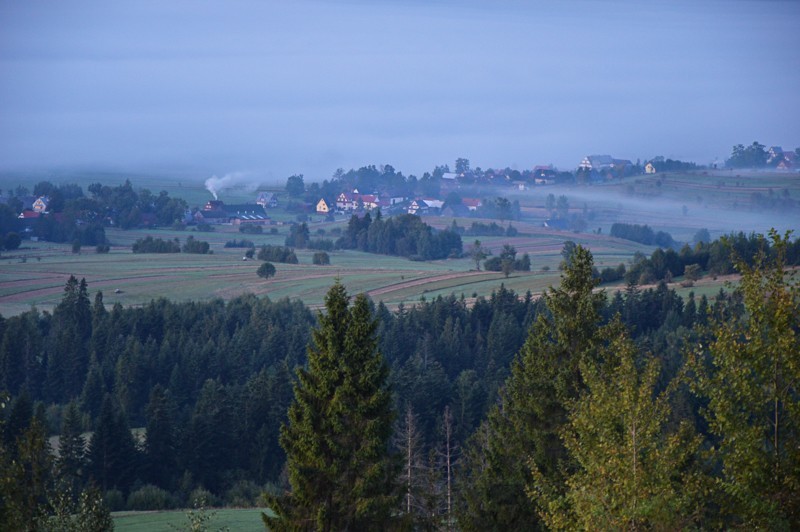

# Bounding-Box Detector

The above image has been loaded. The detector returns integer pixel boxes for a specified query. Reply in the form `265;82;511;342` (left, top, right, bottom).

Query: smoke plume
204;172;260;199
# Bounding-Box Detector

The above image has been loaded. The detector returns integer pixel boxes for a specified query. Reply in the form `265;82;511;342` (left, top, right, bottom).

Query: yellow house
645;162;656;174
33;196;49;213
316;198;330;214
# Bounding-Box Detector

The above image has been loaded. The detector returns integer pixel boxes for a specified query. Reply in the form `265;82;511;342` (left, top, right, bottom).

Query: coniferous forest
1;230;799;530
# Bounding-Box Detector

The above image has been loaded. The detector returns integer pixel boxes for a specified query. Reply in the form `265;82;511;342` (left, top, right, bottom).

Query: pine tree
144;384;177;489
458;244;605;529
57;401;87;493
264;282;398;531
692;230;800;527
530;325;705;529
87;394;138;492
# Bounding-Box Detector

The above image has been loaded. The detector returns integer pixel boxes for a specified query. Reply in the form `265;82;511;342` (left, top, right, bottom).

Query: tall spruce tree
692;230;800;527
458;244;605;529
264;282;398;531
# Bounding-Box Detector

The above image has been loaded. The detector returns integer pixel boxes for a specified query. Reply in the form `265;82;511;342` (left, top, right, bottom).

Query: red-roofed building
462;198;482;211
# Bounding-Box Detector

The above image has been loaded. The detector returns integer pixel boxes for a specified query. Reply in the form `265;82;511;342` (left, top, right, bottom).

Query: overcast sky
1;0;798;181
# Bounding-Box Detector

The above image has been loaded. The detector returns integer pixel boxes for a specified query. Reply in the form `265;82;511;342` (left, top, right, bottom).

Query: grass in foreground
113;507;273;531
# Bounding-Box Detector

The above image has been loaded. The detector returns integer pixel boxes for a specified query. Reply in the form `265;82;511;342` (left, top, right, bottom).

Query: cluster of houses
192;192;278;226
313;190;484;218
767;146;797;171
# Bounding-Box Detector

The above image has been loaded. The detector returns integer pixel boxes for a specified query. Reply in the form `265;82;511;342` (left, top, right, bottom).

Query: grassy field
113;507;271;531
1;169;788;316
0;218;662;316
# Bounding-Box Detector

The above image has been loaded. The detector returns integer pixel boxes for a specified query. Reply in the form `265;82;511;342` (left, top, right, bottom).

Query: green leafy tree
257;262;276;279
458;244;605;530
691;230;800;527
468;240;489;270
530;326;705;529
285;174;305;197
264;283;398;530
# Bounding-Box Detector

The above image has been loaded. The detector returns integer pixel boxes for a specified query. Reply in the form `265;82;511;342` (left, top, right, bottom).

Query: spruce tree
264;282;398;531
458;244;605;529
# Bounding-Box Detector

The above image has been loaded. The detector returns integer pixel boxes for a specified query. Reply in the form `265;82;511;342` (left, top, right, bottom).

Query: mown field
0;220;653;316
1;169;790;316
112;508;271;531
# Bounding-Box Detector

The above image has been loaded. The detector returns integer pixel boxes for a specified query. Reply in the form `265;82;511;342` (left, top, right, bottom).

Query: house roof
224;204;266;215
18;210;41;219
462;198;482;208
588;155;614;165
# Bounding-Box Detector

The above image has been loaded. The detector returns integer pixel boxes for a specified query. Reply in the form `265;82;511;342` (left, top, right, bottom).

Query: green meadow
113;508;272;531
1;169;788;316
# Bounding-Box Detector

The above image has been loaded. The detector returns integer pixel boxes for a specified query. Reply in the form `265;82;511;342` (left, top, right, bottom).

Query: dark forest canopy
1;231;799;528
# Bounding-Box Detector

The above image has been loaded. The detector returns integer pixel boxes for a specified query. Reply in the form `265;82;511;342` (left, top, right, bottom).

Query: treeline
624;230;800;285
257;244;298;263
610;222;675;247
449;220;519;237
131;236;211;254
336;212;463;260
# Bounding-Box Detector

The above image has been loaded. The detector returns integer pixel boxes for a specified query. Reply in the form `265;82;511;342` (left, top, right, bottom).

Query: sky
1;0;799;182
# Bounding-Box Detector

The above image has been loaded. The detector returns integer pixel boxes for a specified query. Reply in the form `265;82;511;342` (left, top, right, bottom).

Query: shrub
126;484;176;511
132;236;181;253
195;223;214;232
225;480;261;507
182;235;211;254
239;225;263;234
312;251;330;265
484;257;502;271
257;244;298;263
95;243;110;253
188;487;218;508
308;238;334;251
103;489;125;512
224;239;255;248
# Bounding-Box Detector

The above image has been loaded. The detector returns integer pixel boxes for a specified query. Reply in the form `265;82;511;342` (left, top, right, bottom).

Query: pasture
113;508;271;531
1;169;788;316
0;218;659;316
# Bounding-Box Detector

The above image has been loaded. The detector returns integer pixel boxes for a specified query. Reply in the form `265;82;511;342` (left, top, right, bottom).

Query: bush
126;484;176;511
484;257;502;271
95;243;110;253
103;489;125;512
225;480;262;507
257;244;298;263
224;239;255;248
312;251;330;265
188;487;218;508
195;223;215;232
182;235;211;254
308;238;334;251
239;225;263;234
132;236;181;253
